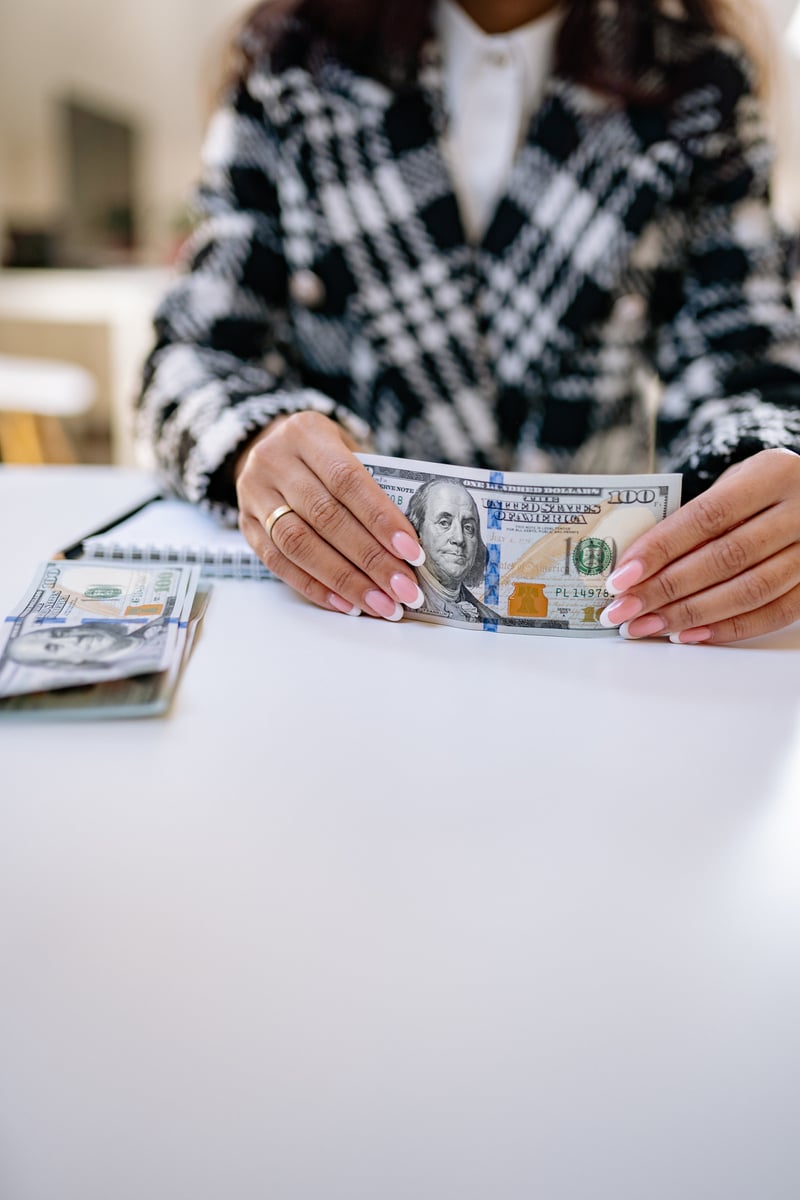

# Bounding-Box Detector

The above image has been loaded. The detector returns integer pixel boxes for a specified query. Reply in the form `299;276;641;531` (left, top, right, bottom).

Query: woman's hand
235;411;426;620
600;449;800;644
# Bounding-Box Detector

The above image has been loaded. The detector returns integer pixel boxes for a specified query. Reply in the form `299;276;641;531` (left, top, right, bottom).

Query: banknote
0;586;210;720
359;454;682;635
0;561;200;699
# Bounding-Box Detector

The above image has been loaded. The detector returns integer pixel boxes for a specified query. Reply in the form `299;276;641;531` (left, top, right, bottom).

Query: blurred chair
0;353;96;463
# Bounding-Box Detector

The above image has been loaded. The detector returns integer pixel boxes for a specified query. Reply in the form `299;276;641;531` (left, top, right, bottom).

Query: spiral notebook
70;497;273;580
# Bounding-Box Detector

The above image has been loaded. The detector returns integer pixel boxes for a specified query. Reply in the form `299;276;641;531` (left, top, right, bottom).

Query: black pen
54;493;163;560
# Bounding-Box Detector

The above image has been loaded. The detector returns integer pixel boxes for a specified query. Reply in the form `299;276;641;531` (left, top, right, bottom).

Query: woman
137;0;800;642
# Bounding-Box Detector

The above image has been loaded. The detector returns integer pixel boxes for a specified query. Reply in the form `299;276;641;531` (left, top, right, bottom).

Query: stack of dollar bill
0;561;206;719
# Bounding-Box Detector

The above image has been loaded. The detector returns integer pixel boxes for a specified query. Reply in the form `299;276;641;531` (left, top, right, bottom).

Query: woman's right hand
235;411;427;620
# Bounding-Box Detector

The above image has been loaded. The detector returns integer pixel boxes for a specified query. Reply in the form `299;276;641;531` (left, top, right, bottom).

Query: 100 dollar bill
360;455;682;635
0;586;210;719
0;561;200;699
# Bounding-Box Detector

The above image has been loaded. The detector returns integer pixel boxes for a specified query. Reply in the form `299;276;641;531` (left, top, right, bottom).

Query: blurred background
0;0;798;468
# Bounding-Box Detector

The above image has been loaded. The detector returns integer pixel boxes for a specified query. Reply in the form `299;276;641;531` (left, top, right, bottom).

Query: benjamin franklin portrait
406;479;497;623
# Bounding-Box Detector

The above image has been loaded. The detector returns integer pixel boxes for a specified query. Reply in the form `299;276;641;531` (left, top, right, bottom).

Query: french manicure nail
669;629;712;645
328;593;361;616
392;531;426;566
625;614;667;639
390;573;425;609
365;590;404;621
606;559;645;595
599;595;644;627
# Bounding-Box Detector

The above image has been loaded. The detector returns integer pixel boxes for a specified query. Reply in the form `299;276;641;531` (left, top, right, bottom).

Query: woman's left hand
600;448;800;644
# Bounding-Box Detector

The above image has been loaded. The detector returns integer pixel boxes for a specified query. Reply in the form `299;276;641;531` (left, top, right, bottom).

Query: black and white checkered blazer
137;23;800;511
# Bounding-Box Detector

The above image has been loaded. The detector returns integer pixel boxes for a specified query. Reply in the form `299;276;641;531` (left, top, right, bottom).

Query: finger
601;506;798;626
669;580;800;646
260;469;425;616
283;462;426;605
243;412;426;567
240;511;362;617
301;442;425;565
606;455;781;594
621;543;800;639
245;497;413;621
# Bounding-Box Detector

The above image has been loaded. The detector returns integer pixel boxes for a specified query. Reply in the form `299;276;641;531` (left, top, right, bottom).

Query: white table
2;467;800;1200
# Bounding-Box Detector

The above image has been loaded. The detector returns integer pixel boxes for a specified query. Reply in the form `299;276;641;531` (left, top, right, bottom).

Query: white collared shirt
434;0;562;242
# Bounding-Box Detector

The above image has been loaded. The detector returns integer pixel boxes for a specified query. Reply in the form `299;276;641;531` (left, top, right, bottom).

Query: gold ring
264;503;295;542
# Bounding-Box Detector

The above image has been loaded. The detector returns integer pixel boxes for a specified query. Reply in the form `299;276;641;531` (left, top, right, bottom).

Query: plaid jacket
137;25;800;511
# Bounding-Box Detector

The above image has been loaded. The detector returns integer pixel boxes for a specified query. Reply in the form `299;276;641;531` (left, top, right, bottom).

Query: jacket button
612;293;646;323
289;269;326;309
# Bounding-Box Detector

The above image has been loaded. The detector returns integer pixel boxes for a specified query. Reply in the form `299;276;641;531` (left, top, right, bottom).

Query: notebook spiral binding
83;542;274;580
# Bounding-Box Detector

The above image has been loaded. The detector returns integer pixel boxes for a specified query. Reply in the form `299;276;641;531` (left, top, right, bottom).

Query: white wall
760;0;800;226
0;0;798;264
0;0;246;261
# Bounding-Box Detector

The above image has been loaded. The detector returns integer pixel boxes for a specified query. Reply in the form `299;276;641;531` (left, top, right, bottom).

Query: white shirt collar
434;0;562;123
432;1;563;241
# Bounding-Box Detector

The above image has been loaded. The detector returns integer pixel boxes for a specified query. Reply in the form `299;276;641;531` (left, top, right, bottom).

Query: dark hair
229;0;756;101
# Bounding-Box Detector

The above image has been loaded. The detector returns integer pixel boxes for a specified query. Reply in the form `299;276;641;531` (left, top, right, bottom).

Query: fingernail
670;629;712;645
390;573;425;609
392;531;425;567
328;593;361;616
365;590;404;621
599;595;644;628
606;560;645;595
622;614;667;639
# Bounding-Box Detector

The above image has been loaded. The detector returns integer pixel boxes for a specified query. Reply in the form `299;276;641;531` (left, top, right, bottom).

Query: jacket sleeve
135;71;371;514
653;48;800;501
